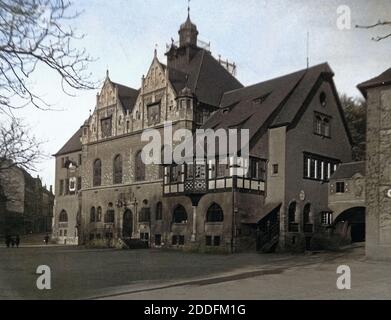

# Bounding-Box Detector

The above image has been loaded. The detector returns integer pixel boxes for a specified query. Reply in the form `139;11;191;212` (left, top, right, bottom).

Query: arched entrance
334;207;366;243
122;209;133;238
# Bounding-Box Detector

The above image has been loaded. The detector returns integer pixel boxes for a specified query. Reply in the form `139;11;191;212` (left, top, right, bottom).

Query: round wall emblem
387;189;391;198
299;190;306;201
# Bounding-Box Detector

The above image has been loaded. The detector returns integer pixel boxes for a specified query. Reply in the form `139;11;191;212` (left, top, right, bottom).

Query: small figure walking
44;234;49;245
15;235;20;248
11;237;15;248
5;235;11;248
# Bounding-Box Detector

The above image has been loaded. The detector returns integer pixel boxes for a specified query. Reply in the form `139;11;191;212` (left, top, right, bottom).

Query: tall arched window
93;159;102;187
113;154;123;184
90;207;96;223
135;150;145;181
156;202;163;220
206;203;224;222
288;202;297;224
173;205;187;224
59;210;68;222
105;203;115;223
97;206;102;222
303;203;311;224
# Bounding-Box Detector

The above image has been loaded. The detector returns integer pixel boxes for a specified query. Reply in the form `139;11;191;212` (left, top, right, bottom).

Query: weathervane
188;0;190;16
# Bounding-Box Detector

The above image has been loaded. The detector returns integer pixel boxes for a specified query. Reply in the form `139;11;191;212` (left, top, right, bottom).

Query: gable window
336;182;346;193
93;159;102;187
320;92;327;107
113;154;123;184
135;151;146;182
314;112;331;138
147;102;161;126
101;117;112;138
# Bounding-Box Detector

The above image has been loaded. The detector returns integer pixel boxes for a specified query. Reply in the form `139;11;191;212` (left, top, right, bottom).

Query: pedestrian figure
15;235;20;248
44;234;49;245
5;235;11;248
11;237;15;248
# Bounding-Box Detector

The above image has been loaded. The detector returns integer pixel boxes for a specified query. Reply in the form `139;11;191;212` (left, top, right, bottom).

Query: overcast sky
4;0;391;188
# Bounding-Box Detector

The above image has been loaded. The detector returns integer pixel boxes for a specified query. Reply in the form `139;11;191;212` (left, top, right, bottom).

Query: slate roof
358;68;391;97
330;161;365;180
168;49;243;107
203;63;342;144
54;127;83;157
111;81;140;112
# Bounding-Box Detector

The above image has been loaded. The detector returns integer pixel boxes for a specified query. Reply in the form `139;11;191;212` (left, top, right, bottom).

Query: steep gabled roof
358;68;391;97
111;81;140;112
331;161;365;180
168;49;243;106
203;63;335;143
54;127;83;157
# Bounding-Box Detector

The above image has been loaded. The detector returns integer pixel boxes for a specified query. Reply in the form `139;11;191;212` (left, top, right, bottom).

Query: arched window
113;154;123;184
93;159;102;187
303;203;311;224
135;150;145;181
173;205;188;224
288;202;297;223
59;210;68;222
105;203;115;223
320;92;327;107
156;202;163;221
206;203;224;222
97;206;102;222
90;207;96;223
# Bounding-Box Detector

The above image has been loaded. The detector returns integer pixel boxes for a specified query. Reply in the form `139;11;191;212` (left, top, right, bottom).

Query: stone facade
358;69;391;259
0;162;54;236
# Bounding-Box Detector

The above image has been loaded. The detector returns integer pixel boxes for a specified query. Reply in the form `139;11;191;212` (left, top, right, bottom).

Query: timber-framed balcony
163;157;266;197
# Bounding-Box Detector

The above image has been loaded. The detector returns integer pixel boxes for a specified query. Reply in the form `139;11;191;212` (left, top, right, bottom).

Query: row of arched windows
288;201;312;224
90;203;115;223
93;152;147;187
173;203;224;224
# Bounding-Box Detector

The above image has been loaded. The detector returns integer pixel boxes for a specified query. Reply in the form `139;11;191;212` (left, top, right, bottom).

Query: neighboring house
53;14;353;252
358;68;391;259
0;161;54;236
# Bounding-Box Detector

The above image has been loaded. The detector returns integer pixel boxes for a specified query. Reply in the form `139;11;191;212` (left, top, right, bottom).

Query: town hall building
53;14;354;252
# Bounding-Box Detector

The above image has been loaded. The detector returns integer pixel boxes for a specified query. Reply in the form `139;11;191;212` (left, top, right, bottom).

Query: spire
178;0;198;47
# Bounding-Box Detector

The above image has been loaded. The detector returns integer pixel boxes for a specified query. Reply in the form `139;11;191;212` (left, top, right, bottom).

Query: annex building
53;14;355;252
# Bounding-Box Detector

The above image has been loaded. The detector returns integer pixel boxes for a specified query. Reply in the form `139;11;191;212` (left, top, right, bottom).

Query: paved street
1;245;391;300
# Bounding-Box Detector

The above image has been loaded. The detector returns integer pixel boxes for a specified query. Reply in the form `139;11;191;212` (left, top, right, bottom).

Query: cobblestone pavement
1;245;385;300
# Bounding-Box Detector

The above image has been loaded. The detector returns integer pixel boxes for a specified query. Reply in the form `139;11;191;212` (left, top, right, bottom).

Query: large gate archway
334;207;366;243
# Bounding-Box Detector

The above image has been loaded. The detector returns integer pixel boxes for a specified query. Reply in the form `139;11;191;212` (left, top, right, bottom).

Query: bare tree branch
0;117;45;172
0;0;97;113
356;19;391;42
